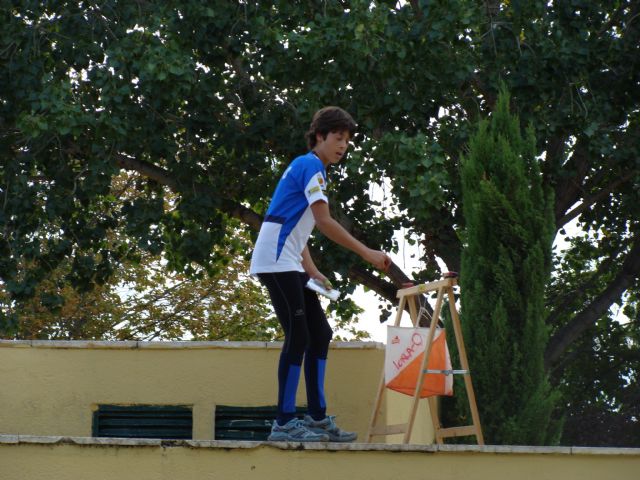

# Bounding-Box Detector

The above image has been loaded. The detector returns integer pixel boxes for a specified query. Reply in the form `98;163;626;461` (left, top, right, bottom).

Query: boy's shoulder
290;152;324;172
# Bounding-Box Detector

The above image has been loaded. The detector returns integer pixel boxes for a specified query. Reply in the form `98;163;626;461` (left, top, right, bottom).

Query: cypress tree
458;86;558;445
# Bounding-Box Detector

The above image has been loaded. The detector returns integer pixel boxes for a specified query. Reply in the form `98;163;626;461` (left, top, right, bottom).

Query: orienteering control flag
385;326;453;398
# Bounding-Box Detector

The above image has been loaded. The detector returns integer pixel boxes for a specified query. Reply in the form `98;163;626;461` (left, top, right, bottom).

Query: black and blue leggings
258;271;333;425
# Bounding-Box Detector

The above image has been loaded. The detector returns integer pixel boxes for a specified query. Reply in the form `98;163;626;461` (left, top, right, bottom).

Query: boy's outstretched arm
310;201;391;271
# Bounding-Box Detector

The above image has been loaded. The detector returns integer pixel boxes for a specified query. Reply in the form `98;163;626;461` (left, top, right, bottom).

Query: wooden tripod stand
366;275;484;445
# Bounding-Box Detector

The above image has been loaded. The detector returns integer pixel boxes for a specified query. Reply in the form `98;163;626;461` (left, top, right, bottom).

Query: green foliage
0;232;281;342
558;313;640;447
0;172;277;341
458;87;559;445
547;229;640;446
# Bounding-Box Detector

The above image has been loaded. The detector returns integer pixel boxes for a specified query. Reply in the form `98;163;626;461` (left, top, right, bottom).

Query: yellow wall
3;341;639;480
384;390;435;443
1;438;639;480
0;340;433;443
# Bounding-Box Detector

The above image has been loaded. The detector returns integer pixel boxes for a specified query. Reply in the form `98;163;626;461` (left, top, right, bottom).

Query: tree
546;231;640;446
458;86;558;445
1;0;639;444
1;233;281;341
0;171;280;341
557;310;640;447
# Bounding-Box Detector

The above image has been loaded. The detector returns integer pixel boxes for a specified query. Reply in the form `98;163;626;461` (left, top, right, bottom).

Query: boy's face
314;130;351;166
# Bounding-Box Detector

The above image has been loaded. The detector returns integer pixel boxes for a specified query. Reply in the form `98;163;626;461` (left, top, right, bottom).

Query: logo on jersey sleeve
306;172;327;197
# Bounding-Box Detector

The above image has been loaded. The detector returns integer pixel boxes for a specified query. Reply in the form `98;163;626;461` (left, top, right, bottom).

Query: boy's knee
288;318;311;357
323;326;333;344
309;326;332;353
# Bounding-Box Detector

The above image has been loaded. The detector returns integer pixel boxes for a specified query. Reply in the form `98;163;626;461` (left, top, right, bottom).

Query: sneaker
303;415;357;442
267;418;330;442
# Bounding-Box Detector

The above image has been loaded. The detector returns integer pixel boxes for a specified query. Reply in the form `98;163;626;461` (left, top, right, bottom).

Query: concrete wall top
1;435;639;480
1;434;640;455
0;339;385;350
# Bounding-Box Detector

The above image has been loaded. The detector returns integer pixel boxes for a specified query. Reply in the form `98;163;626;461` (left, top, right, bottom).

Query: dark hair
305;106;357;149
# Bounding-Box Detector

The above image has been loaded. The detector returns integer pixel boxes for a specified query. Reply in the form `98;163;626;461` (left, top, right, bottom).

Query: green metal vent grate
215;405;306;441
92;405;193;439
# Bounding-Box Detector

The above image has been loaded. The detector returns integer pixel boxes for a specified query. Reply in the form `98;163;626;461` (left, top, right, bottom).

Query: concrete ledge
3;435;639;480
1;435;638;455
0;340;276;350
0;340;384;350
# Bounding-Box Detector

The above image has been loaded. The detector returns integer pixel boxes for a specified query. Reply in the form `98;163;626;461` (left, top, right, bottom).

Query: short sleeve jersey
250;152;328;274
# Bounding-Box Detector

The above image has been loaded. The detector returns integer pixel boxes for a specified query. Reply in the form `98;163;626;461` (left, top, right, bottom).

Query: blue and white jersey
250;152;328;274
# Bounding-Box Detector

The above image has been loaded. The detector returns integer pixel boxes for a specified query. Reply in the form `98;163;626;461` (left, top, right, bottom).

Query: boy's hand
364;249;392;272
311;272;333;290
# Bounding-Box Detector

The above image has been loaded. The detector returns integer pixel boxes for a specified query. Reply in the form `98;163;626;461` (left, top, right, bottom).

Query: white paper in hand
305;278;340;301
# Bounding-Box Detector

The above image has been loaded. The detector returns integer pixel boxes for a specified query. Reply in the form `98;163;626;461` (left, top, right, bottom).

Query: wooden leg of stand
447;288;484;445
403;287;445;443
428;396;443;444
367;296;407;442
408;295;419;326
394;296;407;327
366;366;388;442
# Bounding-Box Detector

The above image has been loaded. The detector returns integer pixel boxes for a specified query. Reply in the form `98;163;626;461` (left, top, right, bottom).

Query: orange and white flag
385;326;453;398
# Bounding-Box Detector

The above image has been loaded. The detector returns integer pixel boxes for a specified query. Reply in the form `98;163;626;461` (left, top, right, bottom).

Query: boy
250;106;391;442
